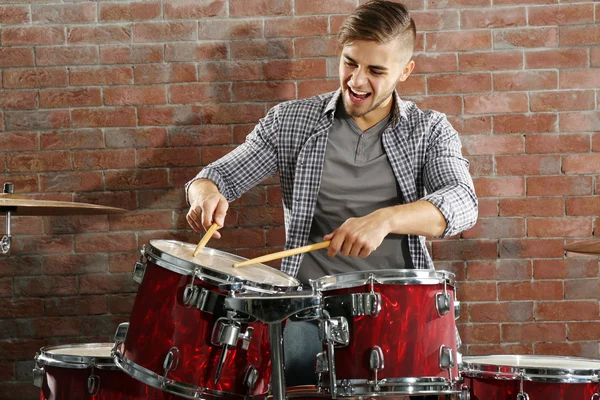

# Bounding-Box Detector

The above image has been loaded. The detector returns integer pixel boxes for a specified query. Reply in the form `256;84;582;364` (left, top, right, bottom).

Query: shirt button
356;149;361;155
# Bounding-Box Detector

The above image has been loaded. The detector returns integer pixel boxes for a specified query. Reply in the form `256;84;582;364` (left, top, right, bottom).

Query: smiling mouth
348;87;371;101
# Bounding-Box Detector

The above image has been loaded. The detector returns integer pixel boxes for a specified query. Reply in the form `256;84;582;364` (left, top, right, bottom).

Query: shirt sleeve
185;105;280;203
421;113;478;238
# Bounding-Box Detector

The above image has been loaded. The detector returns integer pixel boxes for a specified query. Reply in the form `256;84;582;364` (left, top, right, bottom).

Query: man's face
339;39;413;119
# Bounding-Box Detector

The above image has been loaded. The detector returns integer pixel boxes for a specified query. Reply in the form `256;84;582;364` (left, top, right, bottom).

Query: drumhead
36;343;116;370
462;355;600;382
146;240;300;293
311;269;455;291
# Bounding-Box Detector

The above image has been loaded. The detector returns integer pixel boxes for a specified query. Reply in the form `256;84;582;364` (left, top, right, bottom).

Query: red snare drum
311;269;460;397
461;355;600;400
114;239;300;399
33;343;180;399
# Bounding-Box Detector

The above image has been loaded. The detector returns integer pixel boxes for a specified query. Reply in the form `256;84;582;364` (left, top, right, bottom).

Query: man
186;0;478;396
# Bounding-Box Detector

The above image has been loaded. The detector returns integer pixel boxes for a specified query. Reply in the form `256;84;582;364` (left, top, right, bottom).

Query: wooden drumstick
193;222;220;257
232;241;331;268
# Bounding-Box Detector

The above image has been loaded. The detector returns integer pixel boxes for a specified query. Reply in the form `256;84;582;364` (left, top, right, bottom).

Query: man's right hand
186;179;228;238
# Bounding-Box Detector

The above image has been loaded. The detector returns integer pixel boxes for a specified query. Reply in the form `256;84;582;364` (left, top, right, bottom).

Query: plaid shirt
192;89;478;277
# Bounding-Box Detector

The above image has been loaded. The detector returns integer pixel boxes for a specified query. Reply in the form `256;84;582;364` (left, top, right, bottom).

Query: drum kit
3;183;600;399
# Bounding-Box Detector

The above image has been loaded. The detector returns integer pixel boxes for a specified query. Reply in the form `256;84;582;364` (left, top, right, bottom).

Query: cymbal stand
224;289;322;400
1;183;14;255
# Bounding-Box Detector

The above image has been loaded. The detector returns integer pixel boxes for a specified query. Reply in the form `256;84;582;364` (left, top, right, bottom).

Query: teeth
350;88;369;96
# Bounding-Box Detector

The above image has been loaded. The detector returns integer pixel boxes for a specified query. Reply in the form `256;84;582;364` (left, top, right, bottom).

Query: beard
342;78;400;119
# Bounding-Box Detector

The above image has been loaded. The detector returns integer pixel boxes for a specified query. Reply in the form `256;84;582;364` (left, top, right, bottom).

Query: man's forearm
376;200;447;238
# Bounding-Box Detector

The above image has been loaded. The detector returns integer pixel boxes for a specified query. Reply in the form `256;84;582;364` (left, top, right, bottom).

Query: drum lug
315;351;329;373
87;369;100;396
369;345;385;392
183;284;209;309
353;292;381;317
112;322;129;354
318;317;349;347
454;300;461;320
459;385;471;400
32;359;44;388
436;292;451;317
132;245;147;284
163;346;180;379
244;365;259;392
517;392;530;400
439;345;455;370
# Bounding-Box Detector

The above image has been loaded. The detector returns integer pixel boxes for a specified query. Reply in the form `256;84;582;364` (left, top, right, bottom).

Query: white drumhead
47;344;111;358
464;355;600;370
36;343;116;369
150;240;299;288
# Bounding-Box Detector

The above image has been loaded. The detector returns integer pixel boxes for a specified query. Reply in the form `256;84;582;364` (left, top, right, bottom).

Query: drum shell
122;258;272;396
463;376;598;400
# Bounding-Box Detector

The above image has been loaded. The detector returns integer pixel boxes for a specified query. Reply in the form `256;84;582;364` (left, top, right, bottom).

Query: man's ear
399;59;415;82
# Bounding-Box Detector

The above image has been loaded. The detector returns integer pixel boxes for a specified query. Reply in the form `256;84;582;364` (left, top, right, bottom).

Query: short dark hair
338;0;416;54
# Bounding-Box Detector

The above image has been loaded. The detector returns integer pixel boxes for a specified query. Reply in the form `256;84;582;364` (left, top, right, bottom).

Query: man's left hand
323;210;391;258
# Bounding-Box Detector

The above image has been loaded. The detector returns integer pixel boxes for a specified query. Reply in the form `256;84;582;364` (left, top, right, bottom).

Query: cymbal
564;239;600;256
0;194;128;216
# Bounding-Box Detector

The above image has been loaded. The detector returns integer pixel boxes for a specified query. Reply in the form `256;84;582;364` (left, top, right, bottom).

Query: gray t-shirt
297;102;413;284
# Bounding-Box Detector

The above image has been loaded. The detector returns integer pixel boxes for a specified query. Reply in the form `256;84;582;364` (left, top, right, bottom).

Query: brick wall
0;0;599;398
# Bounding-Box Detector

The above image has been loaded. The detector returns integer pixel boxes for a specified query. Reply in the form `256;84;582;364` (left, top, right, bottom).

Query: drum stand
225;291;321;400
1;183;15;255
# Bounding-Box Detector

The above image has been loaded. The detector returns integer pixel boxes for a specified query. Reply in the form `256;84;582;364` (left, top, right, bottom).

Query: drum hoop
35;343;117;370
310;269;455;291
318;377;459;396
146;240;300;293
462;355;600;382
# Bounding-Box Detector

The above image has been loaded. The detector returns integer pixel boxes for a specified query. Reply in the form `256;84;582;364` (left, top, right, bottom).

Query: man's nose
350;67;368;87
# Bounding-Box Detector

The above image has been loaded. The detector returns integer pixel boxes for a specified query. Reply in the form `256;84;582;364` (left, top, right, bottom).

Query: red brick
459;50;523;72
502;323;566;342
45;296;107;317
3;67;67;89
263;59;327;80
407;95;462;115
448;116;491;135
80;314;129;336
75;232;137;253
104;85;166;106
231;39;294;59
134;64;196;84
2;26;65;46
171;126;229;147
295;0;354;15
0;90;37;110
0;5;29;24
0;255;43;278
138;189;186;209
412;10;459;31
566;197;600;216
79;273;138;295
560;25;600;46
200;227;266;249
100;44;163;64
233;82;296;102
36;46;98;67
499;197;564;217
201;145;236;165
529;4;594;26
534;259;598;280
202;103;265;124
526;133;589;154
428;0;490;7
466;155;493;176
427;73;491;94
72;108;136;128
496;155;560;175
0;278;12;298
238;206;284;227
531;90;595;112
43;214;108;235
14;276;77;297
99;2;161;21
494;70;557;91
560;69;600;89
565;279;600;300
594;133;600;151
494;27;558;48
0;175;38;194
464;218;525;241
198;61;261;82
105;169;169;190
137;148;200;168
11;234;74;255
109;210;173;232
70;66;133;86
134;21;196;42
536;301;599;321
32;3;95;24
41;129;103;150
468;343;533;356
138;105;202;126
72;149;135;170
412;53;457;74
473;177;524;197
431;239;497;261
68;25;132;44
169;83;231;104
530;217;592;237
4;110;69;131
467;259;532;281
457;324;500;344
43;253;107;275
16;316;82;338
525;48;588;69
461;135;524;156
592;47;600;67
8;216;43;235
164;0;226;18
477;198;498;217
7;152;70;173
469;302;533;323
465;93;528;114
198;19;262;40
0;339;46;360
298;79;340;99
499;238;564;258
109;294;136;314
568;322;600;341
108;251;137;273
527;176;592;196
0;298;43;319
264;16;327;38
40;172;103;192
0;48;34;68
427;31;491;52
39;88;101;108
559;112;600;132
74;191;138;210
461;7;526;29
165;42;228;62
563;154;600;174
494;114;557;135
458;281;497;301
103;128;166;149
233;124;255;143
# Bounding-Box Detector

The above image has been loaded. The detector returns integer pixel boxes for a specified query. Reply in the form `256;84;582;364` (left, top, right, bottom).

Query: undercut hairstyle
338;0;416;57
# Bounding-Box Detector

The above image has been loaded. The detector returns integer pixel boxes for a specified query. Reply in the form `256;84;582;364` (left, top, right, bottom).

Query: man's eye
371;70;384;75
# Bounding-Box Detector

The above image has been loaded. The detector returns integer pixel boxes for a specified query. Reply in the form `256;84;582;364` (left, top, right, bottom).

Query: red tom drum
113;239;300;399
311;269;461;398
461;355;600;400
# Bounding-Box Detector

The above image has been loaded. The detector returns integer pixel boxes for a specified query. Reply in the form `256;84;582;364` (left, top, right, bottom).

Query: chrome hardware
460;385;471;400
162;347;180;380
1;183;13;255
132;245;147;284
439;345;455;370
315;351;329;373
517;393;530;400
369;346;385;392
319;317;350;347
516;370;529;400
32;362;44;388
87;372;100;395
183;285;209;308
454;300;461;320
436;279;452;317
114;322;129;344
244;366;259;392
218;282;244;295
211;318;253;383
591;394;600;400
